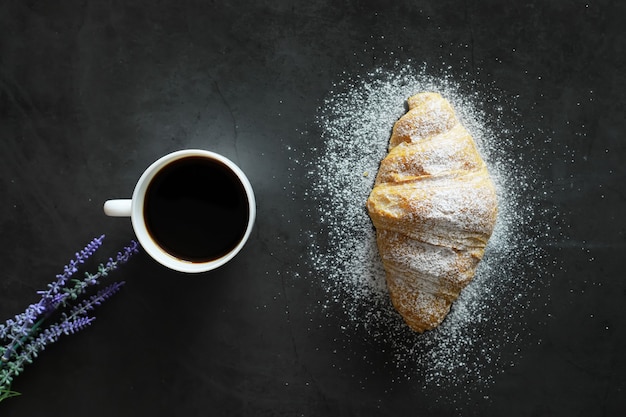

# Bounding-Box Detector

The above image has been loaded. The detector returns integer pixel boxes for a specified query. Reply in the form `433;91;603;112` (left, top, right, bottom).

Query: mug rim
130;149;256;273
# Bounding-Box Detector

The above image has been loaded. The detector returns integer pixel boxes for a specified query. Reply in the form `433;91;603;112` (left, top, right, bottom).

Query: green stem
0;386;21;402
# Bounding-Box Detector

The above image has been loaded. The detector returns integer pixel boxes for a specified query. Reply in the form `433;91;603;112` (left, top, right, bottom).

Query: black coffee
144;156;250;263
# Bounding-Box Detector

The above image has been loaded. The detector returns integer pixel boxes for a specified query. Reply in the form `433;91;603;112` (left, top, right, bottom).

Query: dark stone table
1;1;624;415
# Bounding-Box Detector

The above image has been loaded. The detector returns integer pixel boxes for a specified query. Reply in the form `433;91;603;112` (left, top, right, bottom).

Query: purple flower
105;240;140;270
66;281;126;318
37;235;105;306
1;236;137;400
58;317;95;336
2;236;110;364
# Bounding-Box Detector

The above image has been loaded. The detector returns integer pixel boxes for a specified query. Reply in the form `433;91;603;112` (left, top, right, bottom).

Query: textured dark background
1;0;625;416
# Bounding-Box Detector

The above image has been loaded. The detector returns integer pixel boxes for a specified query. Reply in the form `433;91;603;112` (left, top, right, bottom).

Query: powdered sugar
295;63;553;402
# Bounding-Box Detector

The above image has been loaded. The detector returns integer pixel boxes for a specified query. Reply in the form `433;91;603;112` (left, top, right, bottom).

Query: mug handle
103;199;132;217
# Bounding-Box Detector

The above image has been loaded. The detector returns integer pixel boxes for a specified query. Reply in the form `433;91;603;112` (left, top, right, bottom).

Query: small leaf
0;386;21;402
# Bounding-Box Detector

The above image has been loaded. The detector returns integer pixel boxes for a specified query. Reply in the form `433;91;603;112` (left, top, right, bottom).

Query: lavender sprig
0;236;138;402
40;235;105;299
0;235;106;343
25;281;126;355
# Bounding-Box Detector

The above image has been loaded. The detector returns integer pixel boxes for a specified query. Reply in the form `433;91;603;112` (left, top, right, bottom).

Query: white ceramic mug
104;149;256;273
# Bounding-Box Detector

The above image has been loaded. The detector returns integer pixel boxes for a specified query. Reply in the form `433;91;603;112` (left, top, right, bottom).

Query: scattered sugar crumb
292;63;557;402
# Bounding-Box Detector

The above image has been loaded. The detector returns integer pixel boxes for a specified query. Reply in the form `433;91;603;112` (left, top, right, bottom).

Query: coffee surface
144;156;249;262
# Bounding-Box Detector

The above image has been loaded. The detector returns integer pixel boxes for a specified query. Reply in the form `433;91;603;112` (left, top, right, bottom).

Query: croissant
366;92;498;332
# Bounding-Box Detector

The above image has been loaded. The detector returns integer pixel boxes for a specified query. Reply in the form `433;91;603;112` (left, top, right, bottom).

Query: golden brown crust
366;92;498;332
